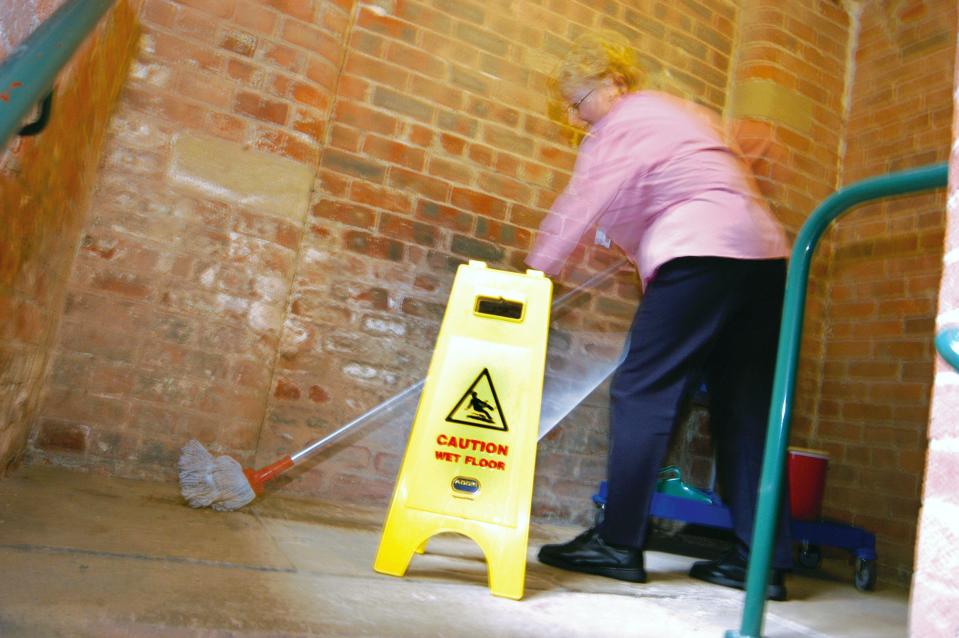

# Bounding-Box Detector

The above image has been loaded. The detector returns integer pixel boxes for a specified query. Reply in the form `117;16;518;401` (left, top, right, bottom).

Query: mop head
178;440;256;511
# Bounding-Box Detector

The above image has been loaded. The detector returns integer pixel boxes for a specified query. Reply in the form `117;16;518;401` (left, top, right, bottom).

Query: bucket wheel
854;557;877;591
797;542;822;569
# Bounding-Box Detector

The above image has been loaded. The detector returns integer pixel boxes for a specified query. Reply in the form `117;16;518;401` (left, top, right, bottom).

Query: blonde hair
549;30;643;101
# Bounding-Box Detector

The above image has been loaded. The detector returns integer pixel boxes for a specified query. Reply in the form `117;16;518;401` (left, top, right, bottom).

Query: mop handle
287;259;628;466
550;259;627;312
290;380;426;464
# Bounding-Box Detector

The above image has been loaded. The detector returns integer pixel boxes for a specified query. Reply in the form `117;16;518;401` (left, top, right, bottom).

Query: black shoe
689;549;787;601
538;527;647;583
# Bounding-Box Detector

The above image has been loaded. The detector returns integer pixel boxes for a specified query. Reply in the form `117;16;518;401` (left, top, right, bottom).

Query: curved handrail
0;0;114;149
730;163;948;638
935;327;959;371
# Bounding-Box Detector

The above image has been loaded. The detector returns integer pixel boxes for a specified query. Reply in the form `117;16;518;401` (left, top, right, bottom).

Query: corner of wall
0;0;142;476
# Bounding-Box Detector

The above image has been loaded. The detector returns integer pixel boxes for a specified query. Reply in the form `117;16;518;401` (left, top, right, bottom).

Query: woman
527;31;793;601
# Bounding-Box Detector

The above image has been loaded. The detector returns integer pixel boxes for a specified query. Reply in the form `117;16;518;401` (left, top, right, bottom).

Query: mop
178;260;631;511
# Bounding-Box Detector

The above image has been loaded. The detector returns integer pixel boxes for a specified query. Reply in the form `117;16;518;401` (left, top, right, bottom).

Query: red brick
537;143;577;171
329;283;390;311
312;200;377;229
151;31;224;71
320;5;351;36
451;187;507;220
379;212;439;247
388;43;447;79
389;167;450;201
350;182;412;214
434;110;477;140
467;144;494;167
466;95;521;128
306;57;339;90
475;218;531;250
274;377;301;400
173;12;221;48
439;133;466;156
143;0;179;29
292;107;326;140
291;81;328;109
207;111;247;140
322;148;387;182
343;52;408;90
218;28;257;56
34;420;90;453
233;1;278;35
428;157;472;184
174;0;235;19
363;136;426;171
416;200;473;233
234;91;289;125
329;123;360;151
356;6;416;43
281;17;340;64
334;101;397;136
343;230;405;262
408;125;433;148
226;58;258;83
309;385;331;403
409;75;463;111
316;169;350;198
262;42;305;74
509;204;544;229
495;153;521;178
176;71;233;109
395;1;452;34
476;171;531;204
350;30;386;57
87;269;154;300
266;0;314;22
253;128;319;165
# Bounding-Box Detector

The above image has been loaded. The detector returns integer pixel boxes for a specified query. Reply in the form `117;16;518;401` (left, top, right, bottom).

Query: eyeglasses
569;88;595;113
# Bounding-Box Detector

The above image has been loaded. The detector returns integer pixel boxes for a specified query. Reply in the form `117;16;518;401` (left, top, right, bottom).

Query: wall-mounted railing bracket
0;0;114;149
17;91;53;137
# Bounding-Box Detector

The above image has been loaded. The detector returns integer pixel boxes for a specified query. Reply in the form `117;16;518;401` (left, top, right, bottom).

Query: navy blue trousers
598;256;793;568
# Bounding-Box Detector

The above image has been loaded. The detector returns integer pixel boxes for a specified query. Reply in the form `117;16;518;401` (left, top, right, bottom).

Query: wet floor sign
374;261;552;599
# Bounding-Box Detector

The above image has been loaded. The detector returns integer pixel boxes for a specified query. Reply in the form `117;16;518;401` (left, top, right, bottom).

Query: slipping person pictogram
468;392;495;423
446;368;508;432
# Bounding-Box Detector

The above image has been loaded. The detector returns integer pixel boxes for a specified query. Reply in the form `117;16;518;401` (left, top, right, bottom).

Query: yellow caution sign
374;261;552;600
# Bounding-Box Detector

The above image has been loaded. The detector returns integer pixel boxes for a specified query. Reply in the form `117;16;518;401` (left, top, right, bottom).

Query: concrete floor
0;466;908;637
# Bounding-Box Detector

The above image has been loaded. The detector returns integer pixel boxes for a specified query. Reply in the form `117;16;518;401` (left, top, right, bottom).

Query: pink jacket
525;91;789;286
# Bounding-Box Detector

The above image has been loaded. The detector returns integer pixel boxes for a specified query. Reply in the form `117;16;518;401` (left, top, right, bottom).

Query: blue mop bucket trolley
592;465;878;591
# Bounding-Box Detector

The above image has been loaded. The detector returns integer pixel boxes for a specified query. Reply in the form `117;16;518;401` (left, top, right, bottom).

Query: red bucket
787;447;829;521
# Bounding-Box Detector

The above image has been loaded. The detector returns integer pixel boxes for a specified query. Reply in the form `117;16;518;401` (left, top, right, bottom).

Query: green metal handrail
729;162;949;638
0;0;115;149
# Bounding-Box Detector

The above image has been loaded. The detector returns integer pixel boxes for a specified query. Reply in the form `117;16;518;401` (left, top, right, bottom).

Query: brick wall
14;0;847;517
26;0;746;517
0;0;70;60
31;0;351;476
265;0;740;511
0;0;141;476
812;0;955;586
911;35;959;633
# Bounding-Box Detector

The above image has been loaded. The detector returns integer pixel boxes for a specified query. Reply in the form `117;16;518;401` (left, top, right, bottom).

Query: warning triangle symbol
445;368;508;432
